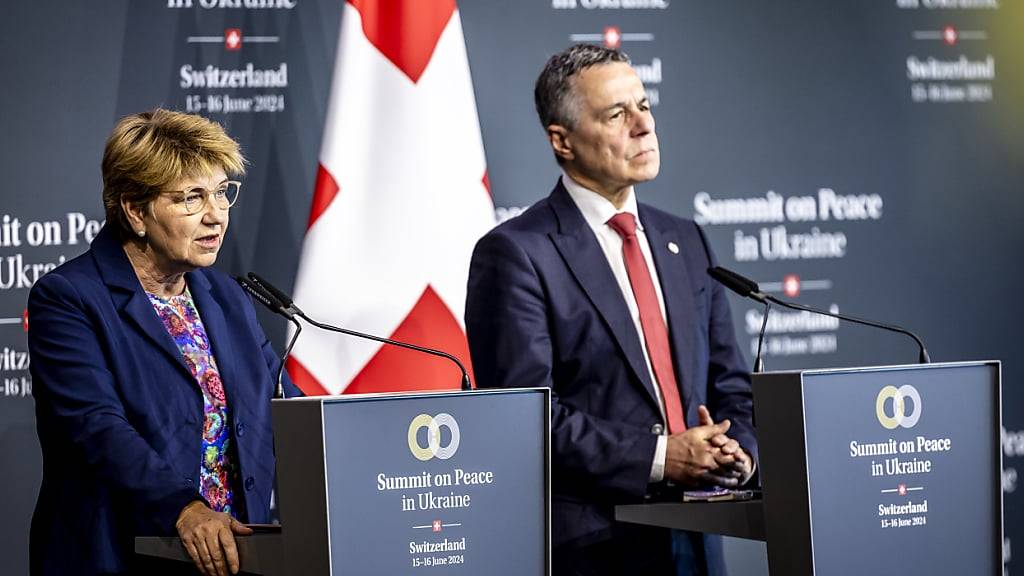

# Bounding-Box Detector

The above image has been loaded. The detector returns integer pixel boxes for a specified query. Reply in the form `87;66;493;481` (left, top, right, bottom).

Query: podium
136;388;551;575
616;361;1002;575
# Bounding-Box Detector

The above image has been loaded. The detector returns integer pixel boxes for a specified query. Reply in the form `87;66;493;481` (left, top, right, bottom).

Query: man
465;44;757;575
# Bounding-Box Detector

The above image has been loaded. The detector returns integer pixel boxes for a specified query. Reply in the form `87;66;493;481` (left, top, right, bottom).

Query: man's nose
631;109;655;136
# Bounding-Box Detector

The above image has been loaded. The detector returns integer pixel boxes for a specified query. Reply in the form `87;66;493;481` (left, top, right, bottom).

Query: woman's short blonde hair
102;108;246;238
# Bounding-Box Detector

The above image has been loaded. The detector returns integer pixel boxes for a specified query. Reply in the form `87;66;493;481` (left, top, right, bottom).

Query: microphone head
248;272;294;308
237;276;292;318
707;266;759;297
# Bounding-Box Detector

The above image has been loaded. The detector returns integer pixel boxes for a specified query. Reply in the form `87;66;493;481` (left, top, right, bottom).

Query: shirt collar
561;172;644;232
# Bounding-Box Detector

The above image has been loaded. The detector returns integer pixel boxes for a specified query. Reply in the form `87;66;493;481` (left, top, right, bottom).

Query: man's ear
546;125;574;163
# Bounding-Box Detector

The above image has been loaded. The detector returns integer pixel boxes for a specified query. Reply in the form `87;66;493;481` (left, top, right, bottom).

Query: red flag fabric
288;0;494;395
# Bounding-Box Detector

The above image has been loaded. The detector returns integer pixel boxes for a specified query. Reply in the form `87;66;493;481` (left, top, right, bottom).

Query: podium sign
755;361;1001;575
273;388;550;575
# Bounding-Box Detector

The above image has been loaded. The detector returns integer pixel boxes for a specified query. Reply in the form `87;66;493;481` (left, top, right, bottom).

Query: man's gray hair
534;44;631;130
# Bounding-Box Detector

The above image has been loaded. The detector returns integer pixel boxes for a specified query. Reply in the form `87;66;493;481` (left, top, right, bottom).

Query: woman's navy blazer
27;224;299;575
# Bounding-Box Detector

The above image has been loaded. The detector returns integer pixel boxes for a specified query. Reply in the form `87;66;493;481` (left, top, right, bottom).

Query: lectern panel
801;362;1001;575
320;389;548;575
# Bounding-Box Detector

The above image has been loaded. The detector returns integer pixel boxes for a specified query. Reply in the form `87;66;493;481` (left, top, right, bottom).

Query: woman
28;109;299;576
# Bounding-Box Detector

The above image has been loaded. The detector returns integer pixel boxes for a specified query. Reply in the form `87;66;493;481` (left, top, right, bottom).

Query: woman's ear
121;197;148;237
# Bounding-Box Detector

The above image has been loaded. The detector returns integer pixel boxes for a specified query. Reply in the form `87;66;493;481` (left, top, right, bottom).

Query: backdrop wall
1;1;1020;574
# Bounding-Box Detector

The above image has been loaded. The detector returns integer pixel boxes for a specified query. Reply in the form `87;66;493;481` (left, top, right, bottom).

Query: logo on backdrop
568;27;655;50
225;28;242;51
876;385;922;430
408;413;461;461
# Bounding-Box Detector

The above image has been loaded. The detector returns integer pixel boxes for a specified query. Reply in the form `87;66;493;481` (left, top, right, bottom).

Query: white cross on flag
287;0;494;395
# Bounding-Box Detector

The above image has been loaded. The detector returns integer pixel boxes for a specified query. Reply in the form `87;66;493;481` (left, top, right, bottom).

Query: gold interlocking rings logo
875;385;922;430
407;413;461;461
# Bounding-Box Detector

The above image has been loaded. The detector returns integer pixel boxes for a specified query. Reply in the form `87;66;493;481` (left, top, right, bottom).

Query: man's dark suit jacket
27;224;299;575
466;181;756;574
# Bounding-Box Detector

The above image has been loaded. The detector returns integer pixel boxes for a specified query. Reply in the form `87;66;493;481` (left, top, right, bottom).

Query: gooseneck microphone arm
236;276;300;399
294;313;473;391
763;295;931;364
245;273;474;391
707;266;931;365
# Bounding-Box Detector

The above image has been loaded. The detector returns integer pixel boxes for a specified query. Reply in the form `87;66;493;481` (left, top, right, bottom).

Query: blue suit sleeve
28;273;202;533
466;231;657;499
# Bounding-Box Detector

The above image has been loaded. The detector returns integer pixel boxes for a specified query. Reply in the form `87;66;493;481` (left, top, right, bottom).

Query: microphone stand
753;300;770;373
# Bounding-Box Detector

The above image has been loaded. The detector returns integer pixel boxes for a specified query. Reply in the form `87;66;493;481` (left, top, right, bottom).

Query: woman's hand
175;500;253;576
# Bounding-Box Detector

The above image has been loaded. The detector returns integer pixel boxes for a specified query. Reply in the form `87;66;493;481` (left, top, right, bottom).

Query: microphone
248;272;303;316
237;276;301;399
708;267;769;371
708;266;931;366
707;266;766;303
245;272;474;391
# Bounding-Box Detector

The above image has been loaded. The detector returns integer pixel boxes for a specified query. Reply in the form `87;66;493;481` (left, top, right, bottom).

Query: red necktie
607;212;686;433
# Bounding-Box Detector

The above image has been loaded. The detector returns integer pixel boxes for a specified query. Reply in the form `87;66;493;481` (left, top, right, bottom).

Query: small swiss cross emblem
225;29;242;51
898;483;907;496
783;274;801;298
22;309;29;332
432;520;442;533
942;25;958;46
603;26;622;50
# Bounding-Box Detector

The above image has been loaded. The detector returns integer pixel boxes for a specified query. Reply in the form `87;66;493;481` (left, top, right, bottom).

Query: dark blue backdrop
1;1;1020;574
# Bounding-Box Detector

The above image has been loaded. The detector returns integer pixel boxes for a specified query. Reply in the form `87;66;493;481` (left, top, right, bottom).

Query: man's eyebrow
600;96;649;114
600;101;628;114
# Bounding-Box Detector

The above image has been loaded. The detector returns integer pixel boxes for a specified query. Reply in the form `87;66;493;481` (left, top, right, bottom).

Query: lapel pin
667;241;679;254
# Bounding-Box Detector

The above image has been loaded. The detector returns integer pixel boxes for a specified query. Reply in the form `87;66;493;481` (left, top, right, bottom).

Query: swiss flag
288;0;494;395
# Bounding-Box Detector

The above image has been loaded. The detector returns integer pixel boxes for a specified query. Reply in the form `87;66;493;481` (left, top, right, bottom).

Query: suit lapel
90;225;195;381
187;271;240;414
640;206;700;424
547;182;661;410
121;291;195;380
